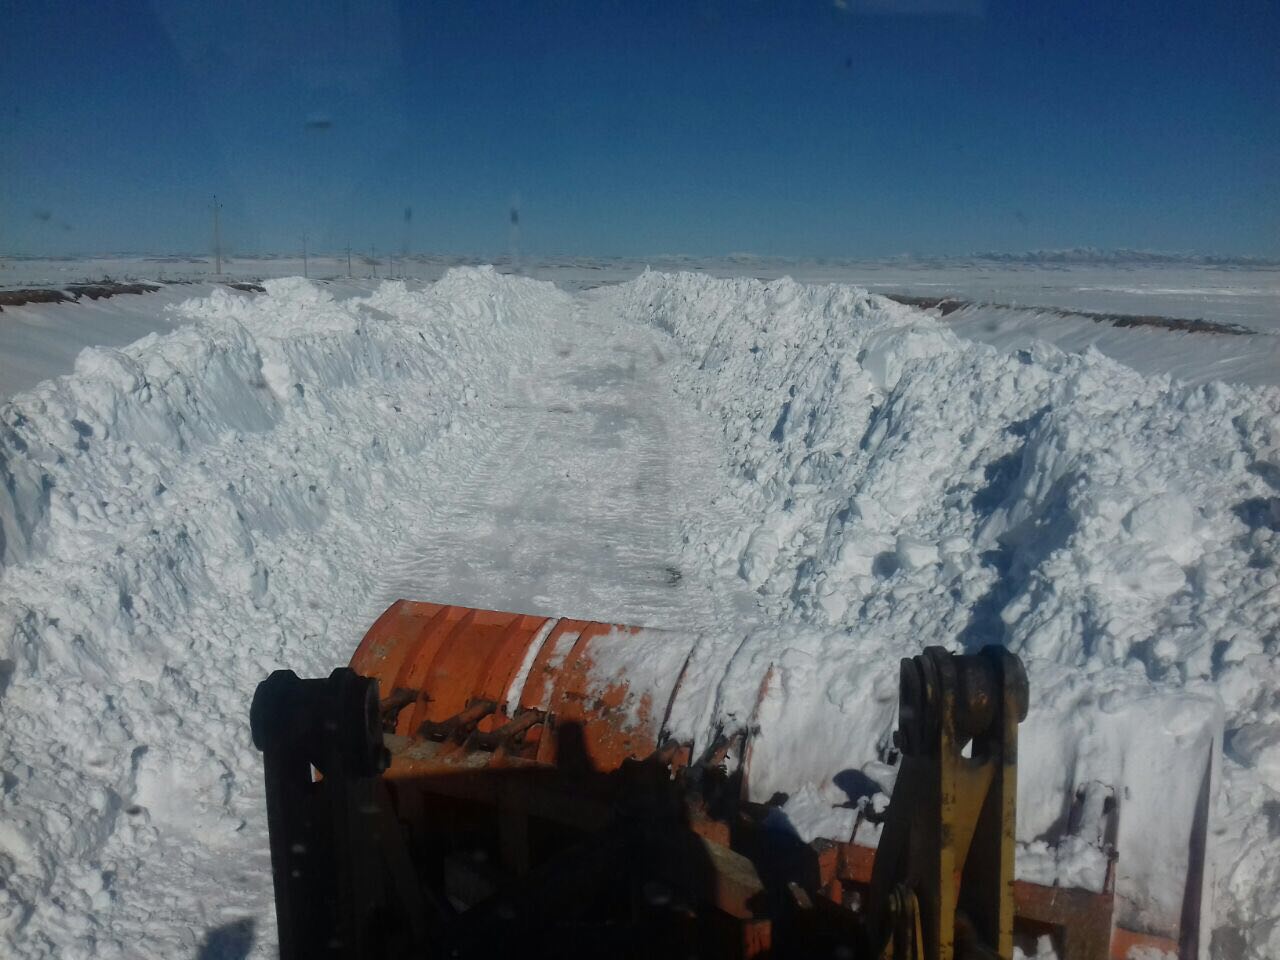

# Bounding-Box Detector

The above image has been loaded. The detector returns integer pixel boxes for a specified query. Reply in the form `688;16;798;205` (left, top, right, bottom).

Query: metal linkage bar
868;646;1029;960
250;668;434;960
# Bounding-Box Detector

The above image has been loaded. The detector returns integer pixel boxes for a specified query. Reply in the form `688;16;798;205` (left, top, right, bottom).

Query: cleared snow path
368;292;757;630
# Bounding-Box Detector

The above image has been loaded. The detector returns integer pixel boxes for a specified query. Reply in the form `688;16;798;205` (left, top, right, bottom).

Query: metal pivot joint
250;668;429;960
871;646;1029;960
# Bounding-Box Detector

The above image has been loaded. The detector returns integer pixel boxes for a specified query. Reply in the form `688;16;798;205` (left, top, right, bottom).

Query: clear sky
2;0;1277;259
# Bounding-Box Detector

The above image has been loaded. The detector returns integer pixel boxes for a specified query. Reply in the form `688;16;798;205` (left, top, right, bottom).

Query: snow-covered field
4;254;1278;398
1;267;1277;958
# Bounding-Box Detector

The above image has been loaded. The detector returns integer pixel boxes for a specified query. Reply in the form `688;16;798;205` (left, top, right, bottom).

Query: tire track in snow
368;292;758;633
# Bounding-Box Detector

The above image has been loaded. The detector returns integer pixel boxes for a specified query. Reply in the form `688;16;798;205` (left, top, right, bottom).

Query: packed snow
0;269;1276;958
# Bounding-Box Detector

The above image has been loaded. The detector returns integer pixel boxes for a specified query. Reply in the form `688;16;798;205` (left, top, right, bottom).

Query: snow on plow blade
350;599;699;773
253;599;1215;959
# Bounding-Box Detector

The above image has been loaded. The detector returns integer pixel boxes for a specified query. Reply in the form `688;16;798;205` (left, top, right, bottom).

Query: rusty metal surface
866;647;1020;960
352;599;693;775
341;601;1168;959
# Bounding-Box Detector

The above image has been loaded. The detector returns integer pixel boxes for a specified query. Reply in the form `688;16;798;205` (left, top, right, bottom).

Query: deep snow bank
0;270;570;958
613;271;1280;956
1;266;1276;958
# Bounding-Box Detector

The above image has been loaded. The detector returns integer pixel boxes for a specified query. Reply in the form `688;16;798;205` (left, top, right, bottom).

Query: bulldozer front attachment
251;600;1199;959
350;600;697;774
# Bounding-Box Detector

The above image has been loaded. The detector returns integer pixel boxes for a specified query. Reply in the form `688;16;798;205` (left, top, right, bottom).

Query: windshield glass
2;4;1277;960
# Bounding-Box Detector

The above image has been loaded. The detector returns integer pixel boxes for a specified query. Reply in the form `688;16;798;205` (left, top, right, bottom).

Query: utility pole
302;235;309;279
508;201;521;274
346;244;352;277
212;195;223;276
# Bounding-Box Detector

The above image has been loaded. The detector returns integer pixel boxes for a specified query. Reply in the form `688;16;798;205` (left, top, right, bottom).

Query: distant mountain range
969;248;1280;267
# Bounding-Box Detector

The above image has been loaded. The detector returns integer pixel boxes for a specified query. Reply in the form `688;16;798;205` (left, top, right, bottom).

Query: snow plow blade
251;600;1207;959
349;599;691;773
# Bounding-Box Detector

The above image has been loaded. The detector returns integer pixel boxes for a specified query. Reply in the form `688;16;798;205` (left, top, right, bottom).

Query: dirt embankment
0;280;265;312
884;292;1256;336
0;282;161;311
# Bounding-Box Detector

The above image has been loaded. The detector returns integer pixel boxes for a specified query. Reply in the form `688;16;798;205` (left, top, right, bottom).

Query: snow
0;271;575;956
0;285;201;399
0;267;1277;958
608;271;1276;954
6;254;1278;397
504;617;558;714
943;302;1280;389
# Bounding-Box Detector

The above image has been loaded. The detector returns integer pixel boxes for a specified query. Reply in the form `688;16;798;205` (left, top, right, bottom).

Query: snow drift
0;271;569;957
612;271;1279;956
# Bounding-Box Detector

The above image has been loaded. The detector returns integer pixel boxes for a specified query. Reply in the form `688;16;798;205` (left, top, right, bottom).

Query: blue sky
2;0;1277;258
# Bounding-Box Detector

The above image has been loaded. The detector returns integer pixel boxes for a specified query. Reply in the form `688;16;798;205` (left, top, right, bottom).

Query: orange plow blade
351;599;696;774
341;599;1199;959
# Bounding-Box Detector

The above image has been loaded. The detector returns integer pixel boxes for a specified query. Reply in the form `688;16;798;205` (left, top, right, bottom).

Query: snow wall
0;271;569;957
614;271;1278;957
